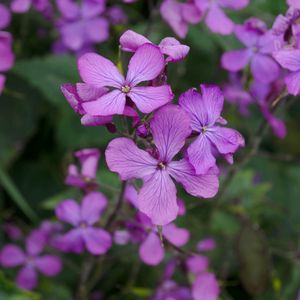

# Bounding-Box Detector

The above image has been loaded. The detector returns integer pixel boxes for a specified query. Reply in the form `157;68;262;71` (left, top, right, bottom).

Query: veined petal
273;49;300;71
168;159;219;198
81;191;107;225
35;255;62;276
55;199;81;226
126;43;165;86
78;53;125;88
0;245;25;267
139;232;164;265
82;90;126;116
150;105;191;162
120;30;151;52
159;37;190;62
187;135;216;175
81;114;113;126
163;223;190;246
82;228;112;255
105;138;157;180
16;266;37;290
285;70;300;96
129;85;173;114
221;49;252;72
138;170;178;226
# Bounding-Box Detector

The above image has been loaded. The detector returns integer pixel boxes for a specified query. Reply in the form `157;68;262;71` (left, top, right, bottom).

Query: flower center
158;162;166;170
121;85;131;94
79;222;87;229
201;126;208;133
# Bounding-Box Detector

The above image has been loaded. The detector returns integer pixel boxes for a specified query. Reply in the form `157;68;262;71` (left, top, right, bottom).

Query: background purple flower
0;4;11;29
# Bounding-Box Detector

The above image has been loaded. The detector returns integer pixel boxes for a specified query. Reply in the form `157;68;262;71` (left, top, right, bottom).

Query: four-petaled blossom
0;229;62;290
195;0;249;35
78;43;174;116
55;192;112;255
106;105;219;225
120;30;190;63
179;85;244;175
221;18;281;84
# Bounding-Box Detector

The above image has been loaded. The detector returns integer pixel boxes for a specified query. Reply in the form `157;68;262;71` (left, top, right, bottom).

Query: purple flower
0;31;14;95
11;0;52;15
179;85;244;175
151;280;192;300
106;105;219;225
273;49;300;95
3;223;22;241
0;4;11;29
0;230;62;290
186;255;209;274
196;238;216;252
79;43;174;116
221;18;281;84
107;6;128;25
195;0;249;35
120;30;190;63
55;192;112;255
192;272;220;300
160;0;202;39
56;0;109;52
65;148;100;189
287;0;300;9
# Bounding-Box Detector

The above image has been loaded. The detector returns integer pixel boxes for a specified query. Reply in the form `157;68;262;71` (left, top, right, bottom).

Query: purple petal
150;105;191;162
16;266;38;290
287;0;300;8
81;114;113;126
126;44;165;86
168;159;219;198
207;126;245;155
163;223;190;246
159;37;190;62
76;83;108;102
0;245;25;267
285;70;300;96
139;232;164;265
251;54;280;84
192;272;220;300
85;18;109;43
78;53;125;88
177;198;186;216
55;199;81;226
82;228;112;255
221;49;252;72
138;170;178;226
105;137;157;180
81;0;105;18
114;230;130;245
181;3;202;24
186;255;209;274
82;90;126;116
56;0;79;19
273;49;300;71
0;4;11;28
194;0;210;12
187;135;216;175
35;255;62;276
26;229;47;256
59;228;85;253
129;85;173;114
75;148;100;178
120;30;151;52
205;5;234;35
60;22;85;51
81;191;107;225
197;238;216;251
125;184;138;208
218;0;249;10
234;24;259;47
0;32;14;72
10;0;31;13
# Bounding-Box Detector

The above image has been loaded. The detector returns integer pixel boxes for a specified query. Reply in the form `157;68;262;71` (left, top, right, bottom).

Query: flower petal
273;49;300;71
82;90;126;116
197;238;216;251
55;199;81;226
159;37;190;62
75;148;100;178
251;54;280;84
285;70;300;96
78;53;125;88
81;115;113;126
0;4;11;28
0;32;14;72
60;22;84;51
35;255;62;276
138;170;178;226
218;0;249;10
82;228;112;255
59;228;85;253
16;266;38;290
126;44;165;86
120;30;151;52
192;272;220;300
84;18;109;43
0;245;25;267
125;184;139;208
187;135;216;175
186;255;209;274
163;223;190;246
150;105;191;162
26;229;47;256
287;0;300;8
81;191;107;225
106;138;157;180
221;49;252;72
10;0;31;13
129;85;173;114
139;232;164;265
168;159;219;198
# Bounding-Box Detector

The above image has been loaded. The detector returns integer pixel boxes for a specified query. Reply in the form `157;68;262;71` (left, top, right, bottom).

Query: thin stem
77;256;94;300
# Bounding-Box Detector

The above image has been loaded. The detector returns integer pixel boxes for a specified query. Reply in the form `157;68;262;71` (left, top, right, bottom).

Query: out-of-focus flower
0;4;11;29
194;0;249;35
106;105;219;225
55;192;112;255
11;0;52;17
0;230;62;290
0;31;14;95
179;85;244;175
107;5;127;25
3;223;22;241
120;30;190;63
79;44;173;116
196;238;216;252
287;0;300;9
192;272;220;300
222;18;281;84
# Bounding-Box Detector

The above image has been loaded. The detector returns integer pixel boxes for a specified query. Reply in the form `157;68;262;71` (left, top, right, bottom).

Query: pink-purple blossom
0;4;11;29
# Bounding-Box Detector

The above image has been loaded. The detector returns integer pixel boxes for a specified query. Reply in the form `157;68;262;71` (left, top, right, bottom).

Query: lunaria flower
65;148;100;189
78;43;174;116
120;30;190;63
55;192;112;255
194;0;249;35
221;18;281;84
179;84;244;175
106;105;219;225
0;229;62;290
